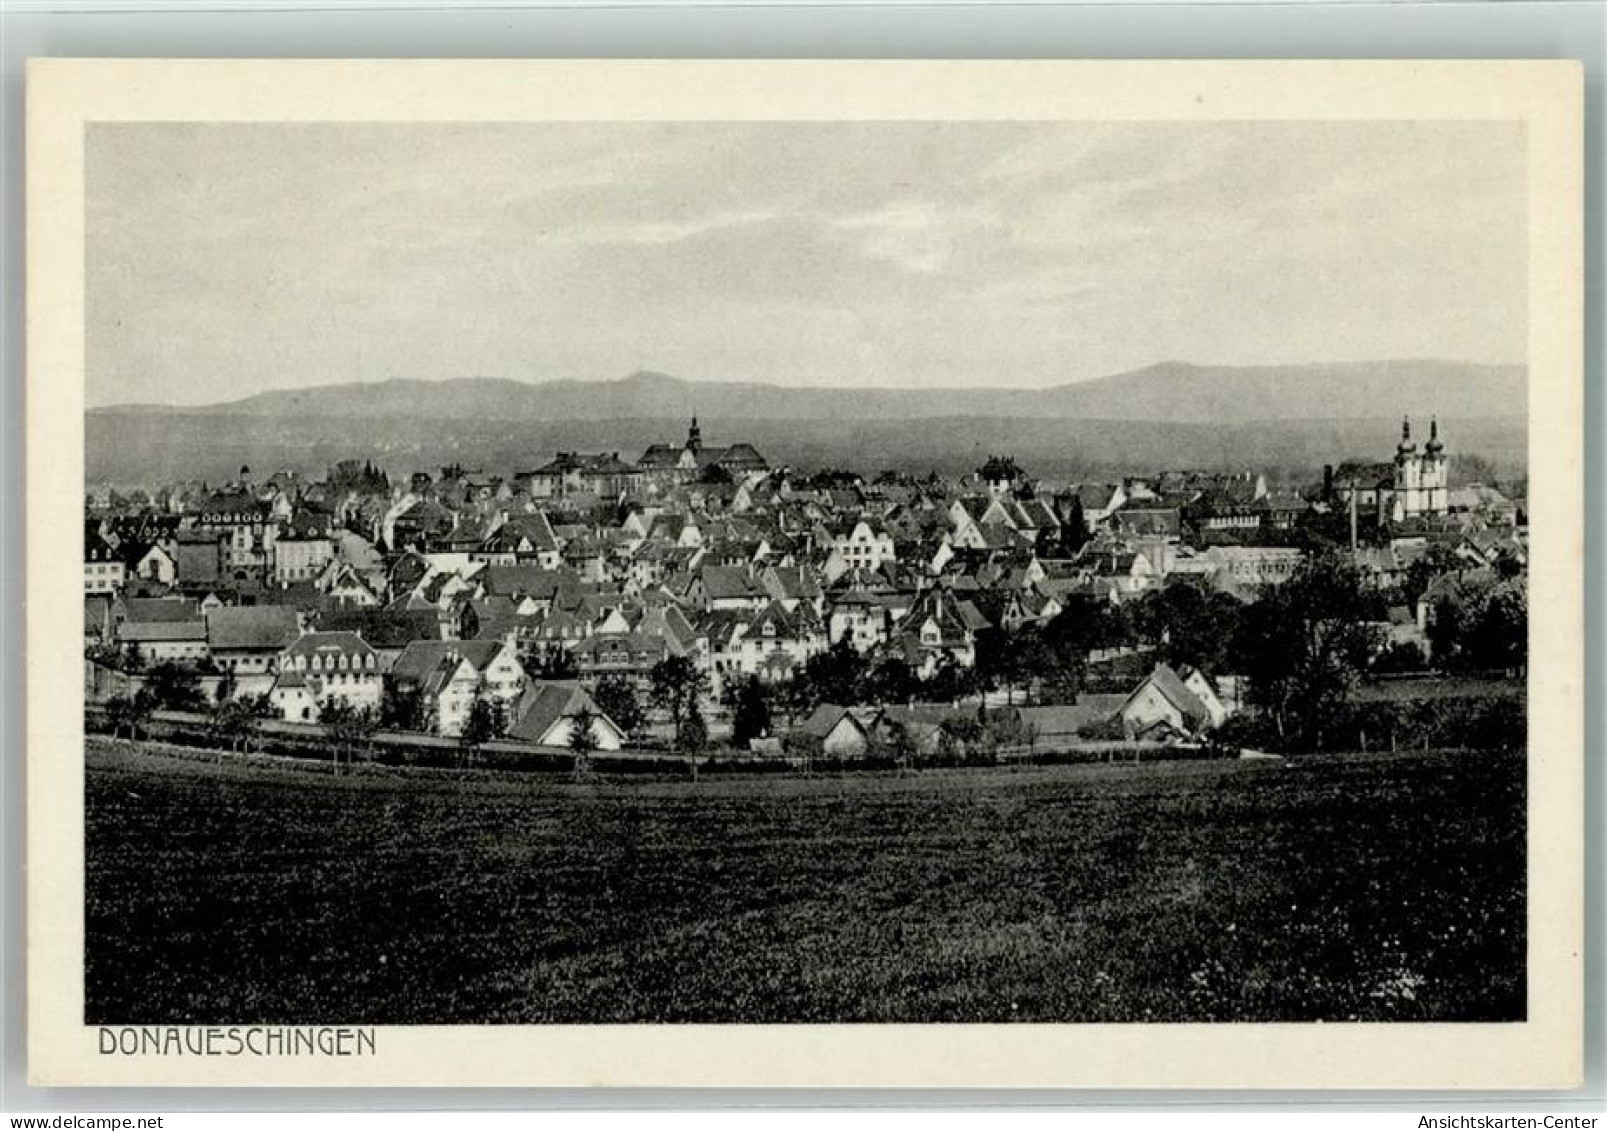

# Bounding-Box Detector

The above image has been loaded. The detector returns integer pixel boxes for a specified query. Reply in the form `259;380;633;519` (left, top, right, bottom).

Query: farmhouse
798;704;874;757
206;605;301;679
507;681;626;750
117;597;209;664
1116;663;1225;739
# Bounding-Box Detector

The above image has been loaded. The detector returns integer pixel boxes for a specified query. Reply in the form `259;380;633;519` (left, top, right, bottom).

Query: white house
828;518;897;573
271;631;384;722
507;681;626;750
798;704;873;757
388;638;526;737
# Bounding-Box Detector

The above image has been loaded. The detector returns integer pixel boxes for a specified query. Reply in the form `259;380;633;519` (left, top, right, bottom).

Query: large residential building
637;418;769;484
271;631;384;722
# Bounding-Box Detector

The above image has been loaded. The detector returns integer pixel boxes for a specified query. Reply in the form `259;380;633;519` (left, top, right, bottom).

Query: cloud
86;121;1526;404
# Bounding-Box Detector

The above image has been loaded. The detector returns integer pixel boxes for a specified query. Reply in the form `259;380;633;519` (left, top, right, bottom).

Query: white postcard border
26;59;1584;1088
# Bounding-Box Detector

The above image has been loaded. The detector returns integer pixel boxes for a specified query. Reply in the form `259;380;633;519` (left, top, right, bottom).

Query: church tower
686;415;702;455
1391;416;1448;521
1420;417;1448;514
1392;417;1419;521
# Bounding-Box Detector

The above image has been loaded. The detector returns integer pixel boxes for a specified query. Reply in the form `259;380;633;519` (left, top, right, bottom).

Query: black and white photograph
29;59;1583;1088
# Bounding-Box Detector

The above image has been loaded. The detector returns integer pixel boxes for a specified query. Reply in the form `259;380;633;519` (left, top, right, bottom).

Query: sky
86;121;1527;407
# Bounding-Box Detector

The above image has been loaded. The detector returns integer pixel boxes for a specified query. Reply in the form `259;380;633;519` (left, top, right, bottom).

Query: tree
924;650;975;704
978;454;1023;485
322;700;380;773
1129;581;1243;674
1426;592;1470;669
1036;647;1086;704
649;654;709;751
885;720;919;775
698;461;733;485
1229;549;1382;751
938;713;985;761
677;701;709;756
381;682;427;731
1430;575;1527;674
1468;580;1527;673
1402;543;1461;605
730;676;773;748
567;704;600;777
457;689;503;768
796;638;868;709
143;660;207;712
1059;496;1090;554
783;730;823;775
865;654;918;706
1044;595;1131;657
104;692;154;743
592;674;645;739
207;697;258;758
975;623;1046;705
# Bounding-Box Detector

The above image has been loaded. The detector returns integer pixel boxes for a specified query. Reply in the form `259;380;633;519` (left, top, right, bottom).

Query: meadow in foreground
85;741;1524;1023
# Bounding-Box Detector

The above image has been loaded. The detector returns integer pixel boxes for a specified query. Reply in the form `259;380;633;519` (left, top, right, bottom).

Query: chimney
1323;464;1334;500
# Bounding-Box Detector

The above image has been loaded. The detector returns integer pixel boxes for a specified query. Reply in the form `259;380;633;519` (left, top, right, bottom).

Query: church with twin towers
1391;416;1449;522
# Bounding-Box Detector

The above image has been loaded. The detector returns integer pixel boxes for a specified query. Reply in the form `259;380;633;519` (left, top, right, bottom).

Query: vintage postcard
27;60;1583;1087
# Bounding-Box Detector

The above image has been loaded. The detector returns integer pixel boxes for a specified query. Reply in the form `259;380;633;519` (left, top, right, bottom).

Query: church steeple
686;415;702;454
1424;417;1443;455
1396;416;1416;457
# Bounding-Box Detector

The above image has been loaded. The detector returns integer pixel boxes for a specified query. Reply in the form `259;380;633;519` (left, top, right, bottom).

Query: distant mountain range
98;359;1526;425
87;360;1527;486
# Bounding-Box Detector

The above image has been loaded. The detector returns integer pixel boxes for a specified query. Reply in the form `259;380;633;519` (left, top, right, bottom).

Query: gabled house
85;531;126;595
827;590;907;652
317;561;384;608
826;517;897;574
797;704;874;757
507;681;626;750
273;514;335;584
316;607;441;666
571;631;669;693
123;541;178;588
692;565;768;613
476;513;563;569
388;638;526;737
759;564;824;614
1117;663;1224;739
1060;483;1127;532
704;601;826;694
896;588;990;671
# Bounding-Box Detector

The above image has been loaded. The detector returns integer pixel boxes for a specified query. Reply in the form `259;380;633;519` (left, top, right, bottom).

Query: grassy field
85;741;1525;1024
